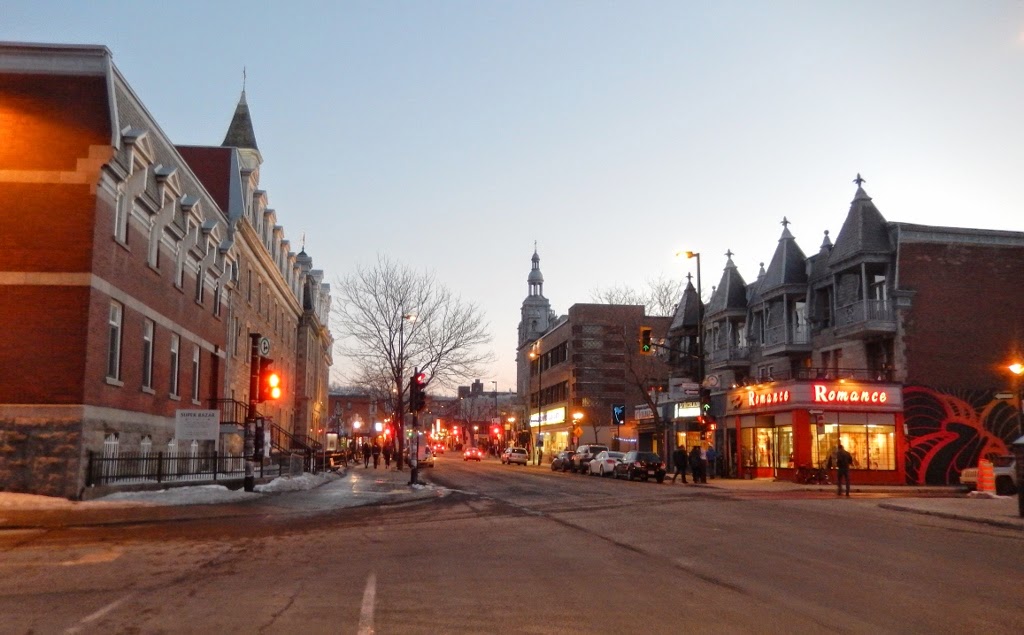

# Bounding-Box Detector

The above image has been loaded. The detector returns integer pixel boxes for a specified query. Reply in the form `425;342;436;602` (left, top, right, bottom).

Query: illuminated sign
530;406;566;427
747;389;791;407
812;384;889;405
674;401;700;418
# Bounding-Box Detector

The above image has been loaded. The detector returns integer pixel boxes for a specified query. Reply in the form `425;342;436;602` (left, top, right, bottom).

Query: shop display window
811;423;895;470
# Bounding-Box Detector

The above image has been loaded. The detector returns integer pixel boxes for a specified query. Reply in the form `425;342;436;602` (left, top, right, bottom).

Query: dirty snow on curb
0;472;341;509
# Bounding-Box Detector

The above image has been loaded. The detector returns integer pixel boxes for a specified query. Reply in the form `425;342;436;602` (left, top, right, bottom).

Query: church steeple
518;244;553;347
222;88;259;151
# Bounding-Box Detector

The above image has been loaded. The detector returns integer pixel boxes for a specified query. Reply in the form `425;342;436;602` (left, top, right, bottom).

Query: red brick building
0;42;332;498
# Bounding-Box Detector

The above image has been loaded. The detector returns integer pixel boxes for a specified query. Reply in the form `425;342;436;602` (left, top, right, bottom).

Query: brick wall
899;241;1024;390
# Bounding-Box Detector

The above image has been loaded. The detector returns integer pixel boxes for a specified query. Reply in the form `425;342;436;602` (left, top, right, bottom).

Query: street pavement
1;457;1021;531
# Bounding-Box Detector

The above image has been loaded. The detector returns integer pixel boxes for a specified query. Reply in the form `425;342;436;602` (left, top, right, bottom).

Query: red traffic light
258;357;282;403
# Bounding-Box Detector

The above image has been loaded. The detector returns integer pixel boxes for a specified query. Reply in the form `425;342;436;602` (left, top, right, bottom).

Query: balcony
834;299;897;339
760;323;812;357
707;345;750;370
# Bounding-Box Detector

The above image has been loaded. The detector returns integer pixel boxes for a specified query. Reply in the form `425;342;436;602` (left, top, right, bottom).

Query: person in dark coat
671;446;688;484
371;441;382;469
362;442;371;468
834;443;854;496
689;446;706;484
383;442;393;469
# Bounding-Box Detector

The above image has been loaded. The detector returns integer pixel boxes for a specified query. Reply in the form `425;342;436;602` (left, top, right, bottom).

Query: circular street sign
259;337;271;357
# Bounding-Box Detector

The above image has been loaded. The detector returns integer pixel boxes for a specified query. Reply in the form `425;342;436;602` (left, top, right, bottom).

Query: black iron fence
85;450;285;487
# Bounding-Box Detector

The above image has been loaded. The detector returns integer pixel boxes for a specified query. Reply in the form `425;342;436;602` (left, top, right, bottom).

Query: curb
878;502;1024;531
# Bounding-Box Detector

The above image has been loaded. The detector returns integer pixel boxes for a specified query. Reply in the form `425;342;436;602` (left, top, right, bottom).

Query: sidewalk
523;460;1024;531
0;465;443;531
1;461;1020;532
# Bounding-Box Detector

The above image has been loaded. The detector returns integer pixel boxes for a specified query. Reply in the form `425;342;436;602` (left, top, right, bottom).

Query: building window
247;270;253;304
191;345;201;402
213;282;222;317
195;267;205;304
107;301;123;380
169;333;180;397
114;189;129;244
140;435;152;456
175;248;185;288
148;225;161;268
142;318;154;389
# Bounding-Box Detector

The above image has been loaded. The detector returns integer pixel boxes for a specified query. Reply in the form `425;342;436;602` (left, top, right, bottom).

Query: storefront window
677;431;702;454
774;426;793;468
812;423;895;470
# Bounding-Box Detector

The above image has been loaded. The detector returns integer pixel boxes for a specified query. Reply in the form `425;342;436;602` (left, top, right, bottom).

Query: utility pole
244;333;261;492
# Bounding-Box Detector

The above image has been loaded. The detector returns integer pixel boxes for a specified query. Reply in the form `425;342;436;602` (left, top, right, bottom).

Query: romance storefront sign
729;381;903;413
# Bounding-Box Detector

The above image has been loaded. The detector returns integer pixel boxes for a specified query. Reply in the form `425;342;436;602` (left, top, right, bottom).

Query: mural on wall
903;385;1019;485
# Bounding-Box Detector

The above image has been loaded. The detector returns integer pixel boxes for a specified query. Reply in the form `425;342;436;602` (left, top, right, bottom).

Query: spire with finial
222;70;259;151
853;173;866;187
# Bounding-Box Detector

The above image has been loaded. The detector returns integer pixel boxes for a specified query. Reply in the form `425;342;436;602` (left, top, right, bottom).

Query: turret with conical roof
222;89;259;151
518;244;554;347
828;177;893;268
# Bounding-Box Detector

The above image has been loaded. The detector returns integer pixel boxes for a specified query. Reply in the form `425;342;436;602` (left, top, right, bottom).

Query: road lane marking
357;572;376;635
64;593;133;634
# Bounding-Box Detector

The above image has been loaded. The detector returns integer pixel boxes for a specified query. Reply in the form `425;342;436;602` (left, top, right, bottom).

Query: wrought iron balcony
834;299;897;339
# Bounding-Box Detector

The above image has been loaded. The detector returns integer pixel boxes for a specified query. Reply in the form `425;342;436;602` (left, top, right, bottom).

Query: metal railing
746;366;895;383
85;450;284;487
835;299;895;327
763;323;811;347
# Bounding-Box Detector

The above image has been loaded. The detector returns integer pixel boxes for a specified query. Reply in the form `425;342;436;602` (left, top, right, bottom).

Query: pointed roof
758;217;808;296
222;90;259;150
706;250;749;317
746;261;767;305
808;230;834;282
828;180;893;268
668;276;702;333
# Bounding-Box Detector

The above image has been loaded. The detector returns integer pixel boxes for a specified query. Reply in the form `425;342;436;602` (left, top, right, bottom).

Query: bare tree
591;273;682;317
332;255;493;467
619;316;673;459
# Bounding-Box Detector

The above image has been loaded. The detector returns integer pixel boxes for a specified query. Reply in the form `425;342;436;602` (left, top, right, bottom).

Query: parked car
550;450;574;471
402;445;434;468
614;451;667;483
572;444;609;474
463;447;483;461
501;447;529;465
960;455;1018;495
588;450;626;476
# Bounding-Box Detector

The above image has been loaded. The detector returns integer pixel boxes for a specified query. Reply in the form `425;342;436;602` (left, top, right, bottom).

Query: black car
614;451;667;483
571;444;608;474
550;450;575;472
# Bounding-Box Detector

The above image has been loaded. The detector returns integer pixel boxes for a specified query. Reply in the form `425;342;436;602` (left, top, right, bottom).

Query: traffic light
257;357;281;403
409;370;428;411
492;425;501;436
640;327;653;354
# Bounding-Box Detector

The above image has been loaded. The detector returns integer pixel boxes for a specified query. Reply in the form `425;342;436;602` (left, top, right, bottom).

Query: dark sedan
613;451;667;483
550;450;574;472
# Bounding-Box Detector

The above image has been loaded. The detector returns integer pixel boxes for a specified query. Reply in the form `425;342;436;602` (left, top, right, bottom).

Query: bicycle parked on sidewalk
794;464;830;485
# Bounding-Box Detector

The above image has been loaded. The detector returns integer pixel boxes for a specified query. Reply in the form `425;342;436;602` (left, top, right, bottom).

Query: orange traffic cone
977;459;996;493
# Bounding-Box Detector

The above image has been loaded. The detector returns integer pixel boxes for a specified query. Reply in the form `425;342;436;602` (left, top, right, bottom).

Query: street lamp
1009;363;1024;438
396;311;416;470
572;411;583;445
530;345;544;465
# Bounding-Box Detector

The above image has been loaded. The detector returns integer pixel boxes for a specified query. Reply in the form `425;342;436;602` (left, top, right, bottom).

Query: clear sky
6;1;1024;394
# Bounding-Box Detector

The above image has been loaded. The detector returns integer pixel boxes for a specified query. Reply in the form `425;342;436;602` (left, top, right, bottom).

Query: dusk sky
6;1;1024;394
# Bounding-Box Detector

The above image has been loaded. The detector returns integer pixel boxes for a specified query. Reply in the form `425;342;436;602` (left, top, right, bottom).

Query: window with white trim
213;281;222;317
169;333;180;397
175;247;185;288
195;267;204;303
107;301;123;380
191;345;201;402
142;318;154;389
114;188;129;244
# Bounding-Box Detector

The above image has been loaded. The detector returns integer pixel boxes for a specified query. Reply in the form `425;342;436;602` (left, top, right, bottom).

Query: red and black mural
903;385;1020;485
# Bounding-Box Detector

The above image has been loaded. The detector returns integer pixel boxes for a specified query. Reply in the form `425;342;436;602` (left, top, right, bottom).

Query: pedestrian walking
383;443;393;469
833;443;853;496
706;444;718;479
690;446;706;484
362;442;371;468
671;445;688;484
371;441;381;469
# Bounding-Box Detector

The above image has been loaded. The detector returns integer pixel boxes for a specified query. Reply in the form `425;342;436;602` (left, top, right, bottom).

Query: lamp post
396;311;416;470
530;345;543;465
572;411;583;446
1009;363;1024;439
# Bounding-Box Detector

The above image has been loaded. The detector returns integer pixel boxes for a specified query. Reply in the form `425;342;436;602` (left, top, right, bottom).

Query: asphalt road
2;456;1021;634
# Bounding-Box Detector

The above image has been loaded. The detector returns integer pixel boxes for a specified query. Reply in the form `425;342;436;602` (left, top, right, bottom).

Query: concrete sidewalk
2;460;1020;532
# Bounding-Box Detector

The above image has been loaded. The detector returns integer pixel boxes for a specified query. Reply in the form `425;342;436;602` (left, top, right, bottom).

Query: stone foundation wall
0;416;82;499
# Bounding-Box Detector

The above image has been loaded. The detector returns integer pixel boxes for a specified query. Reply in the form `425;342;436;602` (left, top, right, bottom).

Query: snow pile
0;492;84;509
256;471;340;493
96;484;260;506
